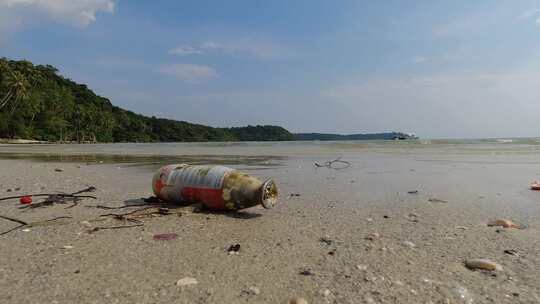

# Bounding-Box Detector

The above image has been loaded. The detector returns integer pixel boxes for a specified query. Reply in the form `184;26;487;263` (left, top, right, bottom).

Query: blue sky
2;0;540;138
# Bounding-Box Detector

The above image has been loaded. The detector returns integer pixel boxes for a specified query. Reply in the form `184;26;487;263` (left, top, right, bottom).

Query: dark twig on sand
315;157;352;170
0;215;72;236
0;187;98;209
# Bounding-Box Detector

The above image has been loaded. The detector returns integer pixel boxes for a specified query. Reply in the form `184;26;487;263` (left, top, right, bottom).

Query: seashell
465;259;502;271
487;219;519;229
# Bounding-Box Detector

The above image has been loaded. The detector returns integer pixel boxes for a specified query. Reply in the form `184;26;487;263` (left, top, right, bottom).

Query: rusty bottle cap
261;179;278;209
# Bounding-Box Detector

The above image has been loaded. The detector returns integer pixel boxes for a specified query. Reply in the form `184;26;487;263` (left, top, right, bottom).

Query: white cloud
168;45;202;56
412;56;427;64
0;0;115;27
159;63;218;84
168;38;288;58
518;9;540;20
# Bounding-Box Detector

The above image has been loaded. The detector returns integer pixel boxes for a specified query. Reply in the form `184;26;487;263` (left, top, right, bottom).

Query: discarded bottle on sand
152;164;278;210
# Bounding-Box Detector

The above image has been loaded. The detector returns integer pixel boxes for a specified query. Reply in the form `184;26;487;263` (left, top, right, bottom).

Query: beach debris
530;180;540;191
328;248;336;255
504;249;519;256
0;186;97;209
366;232;380;241
487;219;520;229
290;193;301;197
402;241;416;248
54;168;64;172
0;215;72;236
62;245;74;249
22;229;30;232
455;226;468;230
465;259;502;271
383;215;389;219
80;220;92;228
320;289;331;297
299;269;315;276
314;157;351;170
153;233;178;241
366;217;373;223
451;285;474;304
176;277;198;286
6;189;12;192
243;286;260;296
319;236;333;245
227;243;241;255
356;264;368;271
428;198;448;203
289;297;308;304
19;196;32;204
153;164;278;210
407;190;419;194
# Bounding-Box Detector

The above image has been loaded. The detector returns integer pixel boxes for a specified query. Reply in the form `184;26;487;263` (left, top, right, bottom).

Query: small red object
20;196;33;204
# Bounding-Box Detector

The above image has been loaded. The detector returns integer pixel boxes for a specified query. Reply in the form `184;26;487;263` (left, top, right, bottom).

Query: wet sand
1;145;540;303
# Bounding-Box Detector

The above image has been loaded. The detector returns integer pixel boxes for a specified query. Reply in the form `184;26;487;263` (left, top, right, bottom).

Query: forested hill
0;58;294;142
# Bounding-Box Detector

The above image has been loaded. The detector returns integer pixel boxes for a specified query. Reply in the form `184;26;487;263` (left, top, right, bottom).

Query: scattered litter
407;190;419;194
383;215;389;219
54;168;64;172
176;277;198;286
0;186;97;209
299;269;315;276
227;244;241;255
314;157;351;170
62;245;74;249
504;249;519;256
356;264;368;271
465;259;502;271
19;196;32;205
319;236;333;245
289;297;308;304
290;193;301;197
153;233;178;241
428;198;448;203
243;286;260;296
21;229;30;232
451;285;474;304
487;219;520;229
402;241;416;248
455;226;468;230
530;181;540;191
366;232;380;241
153;164;278;210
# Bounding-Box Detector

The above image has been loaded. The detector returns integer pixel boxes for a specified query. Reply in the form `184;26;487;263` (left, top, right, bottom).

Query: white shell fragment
176;277;198;286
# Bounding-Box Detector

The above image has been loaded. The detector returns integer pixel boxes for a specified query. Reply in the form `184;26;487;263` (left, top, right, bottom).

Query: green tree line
0;58;294;142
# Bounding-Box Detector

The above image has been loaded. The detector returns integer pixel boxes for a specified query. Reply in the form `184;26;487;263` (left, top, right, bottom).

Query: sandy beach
1;141;539;304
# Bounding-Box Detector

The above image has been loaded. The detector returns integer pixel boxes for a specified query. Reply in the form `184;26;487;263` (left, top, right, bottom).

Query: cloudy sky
1;0;540;138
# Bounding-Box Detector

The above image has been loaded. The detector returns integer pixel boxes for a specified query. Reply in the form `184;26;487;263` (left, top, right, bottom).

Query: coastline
0;146;539;303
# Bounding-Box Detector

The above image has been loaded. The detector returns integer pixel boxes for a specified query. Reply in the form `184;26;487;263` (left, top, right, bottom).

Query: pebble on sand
289;297;308;304
465;259;502;271
487;219;520;229
366;232;380;241
176;277;198;286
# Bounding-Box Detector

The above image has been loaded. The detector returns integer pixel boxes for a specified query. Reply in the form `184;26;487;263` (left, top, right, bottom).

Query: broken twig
315;157;351;170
